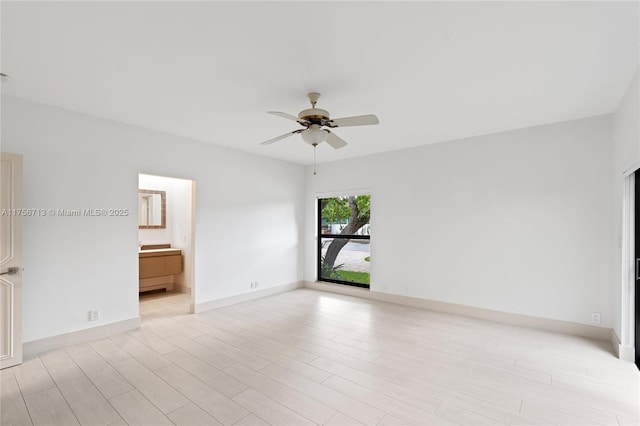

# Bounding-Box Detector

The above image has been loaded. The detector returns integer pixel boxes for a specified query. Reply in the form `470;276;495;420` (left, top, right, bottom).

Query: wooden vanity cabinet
139;248;182;291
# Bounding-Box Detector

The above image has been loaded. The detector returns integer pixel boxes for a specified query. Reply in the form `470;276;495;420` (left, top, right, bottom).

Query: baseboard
174;283;191;294
193;281;303;313
23;317;140;358
611;329;636;361
618;345;636;362
303;281;612;341
610;329;621;358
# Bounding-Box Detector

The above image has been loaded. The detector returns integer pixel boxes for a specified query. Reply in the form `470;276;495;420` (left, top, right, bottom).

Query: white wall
139;173;193;289
0;92;622;343
305;115;614;327
1;96;304;343
612;69;640;343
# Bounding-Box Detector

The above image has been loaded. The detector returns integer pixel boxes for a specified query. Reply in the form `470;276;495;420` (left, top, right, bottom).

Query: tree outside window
318;195;370;288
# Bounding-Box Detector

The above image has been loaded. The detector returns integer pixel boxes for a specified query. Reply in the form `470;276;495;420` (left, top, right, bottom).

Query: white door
0;152;23;369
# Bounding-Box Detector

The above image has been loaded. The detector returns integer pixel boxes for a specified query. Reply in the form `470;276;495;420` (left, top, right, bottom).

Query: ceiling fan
261;92;379;150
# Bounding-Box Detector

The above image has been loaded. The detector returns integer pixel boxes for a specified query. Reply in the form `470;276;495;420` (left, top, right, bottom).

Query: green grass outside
335;270;370;285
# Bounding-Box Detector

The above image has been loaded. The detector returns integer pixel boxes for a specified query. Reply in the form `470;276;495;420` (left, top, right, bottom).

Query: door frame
1;152;23;369
621;167;637;361
137;174;196;313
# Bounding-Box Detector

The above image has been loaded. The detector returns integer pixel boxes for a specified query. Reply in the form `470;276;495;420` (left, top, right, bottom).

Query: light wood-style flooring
1;288;639;425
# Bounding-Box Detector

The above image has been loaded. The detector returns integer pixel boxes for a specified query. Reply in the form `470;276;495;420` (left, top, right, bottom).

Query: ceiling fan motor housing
298;108;330;124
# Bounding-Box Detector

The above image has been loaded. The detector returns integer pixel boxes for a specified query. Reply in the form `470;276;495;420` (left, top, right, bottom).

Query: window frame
316;196;370;289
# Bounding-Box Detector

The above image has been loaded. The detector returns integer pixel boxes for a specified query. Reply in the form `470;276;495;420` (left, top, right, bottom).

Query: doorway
138;174;195;317
0;153;23;369
635;170;640;368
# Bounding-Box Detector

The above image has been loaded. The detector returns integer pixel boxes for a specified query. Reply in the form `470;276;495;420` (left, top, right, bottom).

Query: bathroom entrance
138;174;195;316
635;170;640;369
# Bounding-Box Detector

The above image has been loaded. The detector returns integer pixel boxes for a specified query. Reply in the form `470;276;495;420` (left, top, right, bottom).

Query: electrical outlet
89;309;100;321
591;312;601;324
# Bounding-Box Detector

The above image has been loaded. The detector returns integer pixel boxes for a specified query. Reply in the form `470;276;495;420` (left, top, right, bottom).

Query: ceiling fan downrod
308;92;321;108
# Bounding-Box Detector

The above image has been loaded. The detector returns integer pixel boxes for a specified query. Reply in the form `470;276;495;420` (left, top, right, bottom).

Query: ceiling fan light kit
301;125;328;145
261;92;379;174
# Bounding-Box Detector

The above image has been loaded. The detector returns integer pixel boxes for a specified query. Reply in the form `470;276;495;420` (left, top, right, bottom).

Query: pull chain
313;143;317;175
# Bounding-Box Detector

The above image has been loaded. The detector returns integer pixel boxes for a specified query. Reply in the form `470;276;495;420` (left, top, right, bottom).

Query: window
317;195;370;288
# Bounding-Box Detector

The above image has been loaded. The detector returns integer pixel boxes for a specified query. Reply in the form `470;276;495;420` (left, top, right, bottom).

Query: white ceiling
1;1;638;165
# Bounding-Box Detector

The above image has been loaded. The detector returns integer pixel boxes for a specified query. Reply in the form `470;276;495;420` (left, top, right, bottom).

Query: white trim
623;161;640;178
304;281;612;341
315;188;371;199
611;329;620;358
192;281;303;313
611;328;636;361
189;179;197;313
619;345;636;362
621;171;636;359
23;317;140;358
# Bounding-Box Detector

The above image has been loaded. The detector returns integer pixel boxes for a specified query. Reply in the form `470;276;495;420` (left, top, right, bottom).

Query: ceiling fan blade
328;114;379;127
326;131;348;149
268;111;300;122
260;129;302;145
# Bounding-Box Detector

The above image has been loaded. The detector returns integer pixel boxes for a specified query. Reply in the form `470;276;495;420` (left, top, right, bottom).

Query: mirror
139;189;166;229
